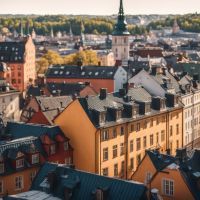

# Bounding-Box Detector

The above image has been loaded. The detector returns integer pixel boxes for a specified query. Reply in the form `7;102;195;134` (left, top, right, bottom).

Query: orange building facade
132;150;197;200
55;88;183;180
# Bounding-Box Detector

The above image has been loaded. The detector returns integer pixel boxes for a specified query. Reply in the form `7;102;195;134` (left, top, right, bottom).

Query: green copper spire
119;0;124;18
112;0;130;36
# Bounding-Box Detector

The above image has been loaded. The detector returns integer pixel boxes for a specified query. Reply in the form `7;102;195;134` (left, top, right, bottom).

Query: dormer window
102;130;109;141
99;112;106;124
32;154;39;164
0;163;4;174
50;144;56;155
160;99;166;110
116;110;122;121
16;158;24;169
64;141;68;151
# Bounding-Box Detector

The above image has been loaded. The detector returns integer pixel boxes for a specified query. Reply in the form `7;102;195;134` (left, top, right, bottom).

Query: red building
45;65;118;93
0;121;73;196
0;36;36;92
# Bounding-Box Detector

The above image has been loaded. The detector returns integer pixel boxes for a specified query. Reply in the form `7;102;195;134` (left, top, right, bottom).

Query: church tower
112;0;130;66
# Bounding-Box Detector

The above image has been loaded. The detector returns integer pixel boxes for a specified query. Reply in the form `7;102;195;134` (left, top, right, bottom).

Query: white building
128;67;200;146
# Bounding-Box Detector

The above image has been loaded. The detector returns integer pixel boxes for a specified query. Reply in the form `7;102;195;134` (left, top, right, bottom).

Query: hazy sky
0;0;199;15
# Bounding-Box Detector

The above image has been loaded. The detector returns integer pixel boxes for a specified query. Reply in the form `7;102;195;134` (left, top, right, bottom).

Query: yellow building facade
55;88;183;179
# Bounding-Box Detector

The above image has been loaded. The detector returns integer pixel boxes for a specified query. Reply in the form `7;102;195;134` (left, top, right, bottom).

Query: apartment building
129;66;200;146
55;87;183;179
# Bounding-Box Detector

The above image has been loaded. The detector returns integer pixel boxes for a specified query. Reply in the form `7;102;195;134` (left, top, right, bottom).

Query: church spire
119;0;124;18
112;0;129;36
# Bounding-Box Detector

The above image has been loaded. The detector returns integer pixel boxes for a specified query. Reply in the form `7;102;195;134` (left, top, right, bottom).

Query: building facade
128;67;200;146
112;0;130;66
132;149;199;200
0;36;36;92
0;122;73;197
55;87;183;179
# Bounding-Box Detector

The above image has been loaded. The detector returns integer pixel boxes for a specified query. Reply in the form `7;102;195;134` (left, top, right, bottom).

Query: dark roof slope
0;41;26;63
31;162;147;200
45;65;118;79
6;122;66;140
146;150;176;171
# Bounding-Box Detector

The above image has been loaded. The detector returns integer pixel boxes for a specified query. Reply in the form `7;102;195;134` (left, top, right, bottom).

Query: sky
0;0;199;15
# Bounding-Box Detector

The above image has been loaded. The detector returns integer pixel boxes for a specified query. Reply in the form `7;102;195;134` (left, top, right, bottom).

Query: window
144;120;148;129
114;164;118;176
136;138;141;151
136;154;141;165
116;110;122;120
130;158;134;170
16;159;24;168
0;180;3;193
136;123;140;132
156;132;159;144
130;140;134;152
65;157;72;165
162;179;174;196
120;143;125;155
99;113;106;124
156;118;159;125
112;145;118;158
130;124;134;132
50;144;56;155
170;126;173;136
145;172;152;185
150;119;153;127
64;141;68;151
30;171;36;182
176;124;179;135
32;154;39;164
121;161;125;176
150;134;154;146
112;128;117;138
103;148;108;161
143;136;147;148
102;168;108;176
15;176;23;190
120;126;124;136
0;163;4;174
161;130;165;142
102;130;109;141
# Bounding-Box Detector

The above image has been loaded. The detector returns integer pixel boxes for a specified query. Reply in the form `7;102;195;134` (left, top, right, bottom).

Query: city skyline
0;0;199;15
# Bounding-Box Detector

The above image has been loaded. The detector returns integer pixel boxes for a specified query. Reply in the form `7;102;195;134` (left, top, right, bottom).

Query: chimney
99;88;107;100
193;74;199;81
40;89;44;96
176;148;187;162
119;88;126;97
166;148;171;155
47;171;57;191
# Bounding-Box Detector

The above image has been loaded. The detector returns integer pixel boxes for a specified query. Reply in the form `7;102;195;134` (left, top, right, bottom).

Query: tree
36;57;49;74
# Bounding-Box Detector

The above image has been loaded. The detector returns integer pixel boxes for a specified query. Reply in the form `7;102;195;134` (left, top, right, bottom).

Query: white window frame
15;176;24;190
16;159;24;169
162;178;174;196
32;154;39;164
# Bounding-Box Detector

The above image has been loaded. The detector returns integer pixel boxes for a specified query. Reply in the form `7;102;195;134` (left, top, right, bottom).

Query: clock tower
112;0;130;66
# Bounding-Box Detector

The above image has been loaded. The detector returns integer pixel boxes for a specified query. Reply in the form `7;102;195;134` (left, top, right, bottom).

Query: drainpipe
192;92;195;149
99;129;102;175
125;122;129;180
